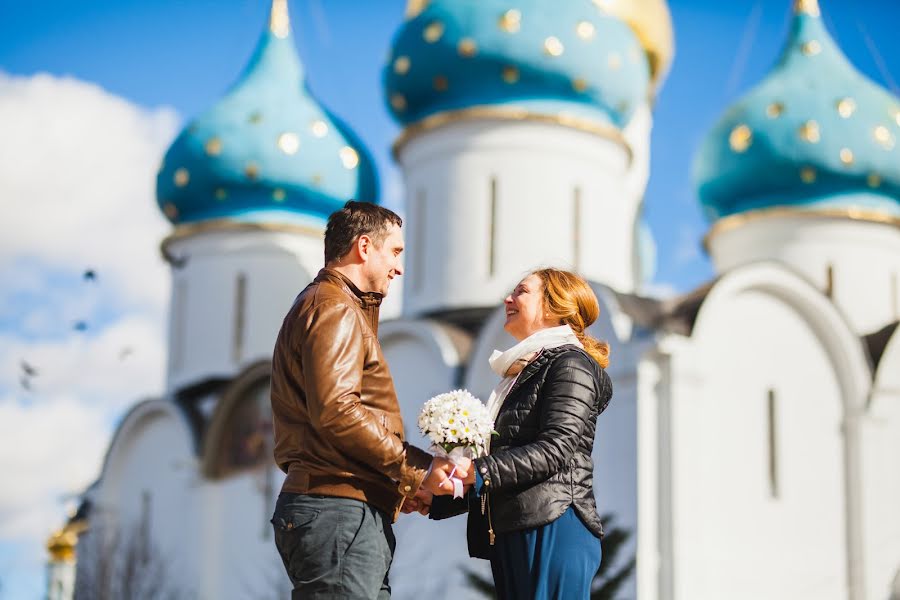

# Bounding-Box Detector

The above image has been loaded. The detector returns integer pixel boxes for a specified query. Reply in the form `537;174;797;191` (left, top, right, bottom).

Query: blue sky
0;1;897;598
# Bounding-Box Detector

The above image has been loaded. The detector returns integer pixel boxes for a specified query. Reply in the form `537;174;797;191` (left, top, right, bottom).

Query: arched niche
201;361;273;480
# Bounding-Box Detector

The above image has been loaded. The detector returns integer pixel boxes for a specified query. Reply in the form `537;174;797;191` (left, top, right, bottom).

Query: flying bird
73;321;88;332
83;269;97;282
20;360;39;377
119;347;134;360
19;376;31;391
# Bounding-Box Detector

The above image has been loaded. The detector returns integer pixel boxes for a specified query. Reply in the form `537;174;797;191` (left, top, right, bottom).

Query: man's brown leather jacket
271;268;431;520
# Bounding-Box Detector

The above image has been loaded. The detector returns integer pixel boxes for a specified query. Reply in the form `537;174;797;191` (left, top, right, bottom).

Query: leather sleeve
475;351;603;492
302;299;429;490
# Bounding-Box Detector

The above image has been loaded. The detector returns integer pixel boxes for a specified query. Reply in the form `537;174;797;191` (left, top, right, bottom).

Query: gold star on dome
163;202;179;219
801;40;821;56
766;102;784;118
800;167;816;183
245;163;260;180
544;36;564;57
205;137;222;156
423;21;444;42
867;173;882;188
572;78;588;93
174;168;190;187
498;10;521;33
729;124;752;153
277;132;300;155
798;120;820;143
340;146;359;169
874;125;895;150
458;38;477;58
576;21;595;40
433;75;449;91
502;66;519;84
839;148;854;166
394;56;411;75
310;120;328;138
836;98;856;118
391;93;407;111
273;188;286;202
215;188;227;201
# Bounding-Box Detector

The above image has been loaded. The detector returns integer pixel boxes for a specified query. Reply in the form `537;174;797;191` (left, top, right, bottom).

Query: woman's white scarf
484;325;582;452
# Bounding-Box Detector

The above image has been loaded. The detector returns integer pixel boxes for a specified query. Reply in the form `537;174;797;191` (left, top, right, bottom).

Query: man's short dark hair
324;200;403;264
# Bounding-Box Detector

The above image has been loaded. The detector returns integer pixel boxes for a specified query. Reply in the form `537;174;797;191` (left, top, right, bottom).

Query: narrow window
573;186;582;272
233;273;247;364
825;263;834;298
767;388;779;499
414;188;425;291
171;280;187;372
489;177;498;277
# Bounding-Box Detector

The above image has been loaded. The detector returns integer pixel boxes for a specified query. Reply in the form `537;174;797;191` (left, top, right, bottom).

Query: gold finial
793;0;820;17
270;0;291;39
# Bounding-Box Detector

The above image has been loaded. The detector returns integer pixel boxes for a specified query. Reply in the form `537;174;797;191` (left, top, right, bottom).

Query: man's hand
401;489;433;516
422;456;472;495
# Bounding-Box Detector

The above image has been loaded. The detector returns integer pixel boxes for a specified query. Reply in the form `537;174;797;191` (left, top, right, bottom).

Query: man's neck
327;262;370;294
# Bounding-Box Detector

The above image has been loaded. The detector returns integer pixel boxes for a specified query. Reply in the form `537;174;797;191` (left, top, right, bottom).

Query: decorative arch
201;361;273;479
691;261;872;599
98;399;197;503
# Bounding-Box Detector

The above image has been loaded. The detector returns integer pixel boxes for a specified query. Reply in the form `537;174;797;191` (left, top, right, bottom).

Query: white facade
397;116;641;316
707;213;900;335
163;225;320;391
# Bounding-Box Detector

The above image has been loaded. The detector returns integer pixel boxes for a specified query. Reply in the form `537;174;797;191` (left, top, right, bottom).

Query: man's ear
356;234;372;262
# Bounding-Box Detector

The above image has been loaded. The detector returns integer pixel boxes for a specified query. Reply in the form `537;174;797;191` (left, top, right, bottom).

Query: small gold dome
46;521;87;563
596;0;675;91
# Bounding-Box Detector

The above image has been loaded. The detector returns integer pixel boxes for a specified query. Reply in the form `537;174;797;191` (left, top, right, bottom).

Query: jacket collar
315;268;384;309
506;344;582;399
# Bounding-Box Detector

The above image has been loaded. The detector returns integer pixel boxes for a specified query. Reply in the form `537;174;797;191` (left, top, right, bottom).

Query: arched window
203;362;273;479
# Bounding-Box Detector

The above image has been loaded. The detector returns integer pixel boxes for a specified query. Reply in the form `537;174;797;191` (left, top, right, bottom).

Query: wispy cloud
0;71;178;592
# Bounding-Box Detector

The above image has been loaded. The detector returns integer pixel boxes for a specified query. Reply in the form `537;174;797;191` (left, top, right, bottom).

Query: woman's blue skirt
490;505;602;599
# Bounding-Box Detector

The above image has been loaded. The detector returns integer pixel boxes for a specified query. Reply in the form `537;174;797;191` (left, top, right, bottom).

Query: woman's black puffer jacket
432;344;612;558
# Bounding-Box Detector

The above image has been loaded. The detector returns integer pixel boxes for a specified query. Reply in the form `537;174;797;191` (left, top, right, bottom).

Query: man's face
362;223;404;296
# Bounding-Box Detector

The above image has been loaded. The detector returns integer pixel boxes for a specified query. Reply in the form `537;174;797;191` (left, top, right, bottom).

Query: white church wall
165;229;319;391
653;264;872;600
707;215;900;335
90;400;198;596
397;118;636;316
861;328;900;600
379;319;491;598
192;469;287;599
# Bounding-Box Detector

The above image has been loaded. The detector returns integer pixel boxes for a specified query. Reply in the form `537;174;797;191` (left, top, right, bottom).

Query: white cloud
0;72;179;575
0;72;179;314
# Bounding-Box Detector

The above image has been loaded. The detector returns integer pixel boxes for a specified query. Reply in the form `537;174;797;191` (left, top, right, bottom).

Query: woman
431;268;612;599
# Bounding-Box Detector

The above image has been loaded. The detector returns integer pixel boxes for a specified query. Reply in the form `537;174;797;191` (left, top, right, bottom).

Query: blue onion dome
693;0;900;223
384;0;651;132
156;0;378;226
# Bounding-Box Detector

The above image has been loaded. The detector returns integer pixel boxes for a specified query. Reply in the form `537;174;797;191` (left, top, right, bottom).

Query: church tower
383;0;673;316
693;0;900;335
155;0;379;391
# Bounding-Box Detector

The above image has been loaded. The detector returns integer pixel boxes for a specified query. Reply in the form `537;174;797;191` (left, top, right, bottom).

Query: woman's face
503;274;557;341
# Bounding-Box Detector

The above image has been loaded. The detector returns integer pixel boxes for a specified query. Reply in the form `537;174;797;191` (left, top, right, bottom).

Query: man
270;200;466;599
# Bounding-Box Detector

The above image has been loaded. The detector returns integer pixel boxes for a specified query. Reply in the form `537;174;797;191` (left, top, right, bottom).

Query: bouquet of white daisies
417;389;495;460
